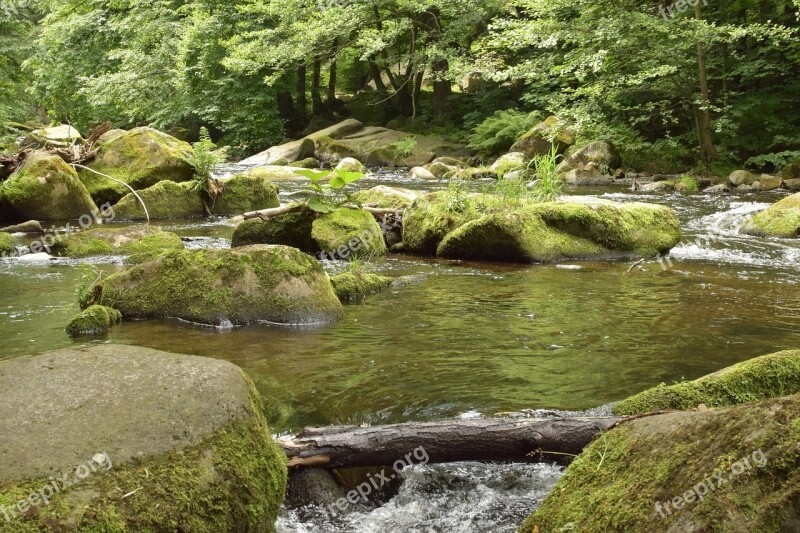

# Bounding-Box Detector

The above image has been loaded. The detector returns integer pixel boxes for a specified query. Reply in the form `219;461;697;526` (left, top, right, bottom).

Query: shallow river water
1;170;798;531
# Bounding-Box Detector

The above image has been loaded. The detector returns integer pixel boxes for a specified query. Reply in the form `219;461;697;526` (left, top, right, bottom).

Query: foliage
445;175;472;213
391;136;418;158
468;110;540;158
295;169;365;213
744;151;800;171
678;176;699;192
188;128;228;195
529;144;563;203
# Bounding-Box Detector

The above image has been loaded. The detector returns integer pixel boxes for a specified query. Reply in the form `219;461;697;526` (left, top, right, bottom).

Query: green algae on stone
66;305;121;336
231;211;320;250
0;233;16;256
521;393;800;533
613;349;800;415
0;152;98;222
312;208;387;259
0;345;287;533
352;185;419;209
112;180;204;220
79;127;194;205
330;271;392;301
93;245;343;326
212;172;280;216
49;225;183;260
742;192;800;237
289;157;321;168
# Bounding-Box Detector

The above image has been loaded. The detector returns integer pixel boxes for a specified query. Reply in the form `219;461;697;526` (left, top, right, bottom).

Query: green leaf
295;169;328;183
307;197;336;213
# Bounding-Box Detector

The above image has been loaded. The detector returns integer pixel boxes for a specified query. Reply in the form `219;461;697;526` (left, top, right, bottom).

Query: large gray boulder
92;245;344;326
557;140;621;173
0;344;287;531
510;116;575;158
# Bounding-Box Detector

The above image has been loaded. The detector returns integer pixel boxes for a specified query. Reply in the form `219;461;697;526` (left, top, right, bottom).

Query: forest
1;1;800;532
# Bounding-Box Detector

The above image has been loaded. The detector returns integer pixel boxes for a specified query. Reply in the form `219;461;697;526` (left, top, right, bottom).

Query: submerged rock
0;344;287;531
113;181;204;220
80;127;194;204
613;349;800;415
330;271;393;301
49;225;184;260
92;245;343;326
0;153;98;221
402;192;681;263
523;393;800;532
232;208;387;260
65;304;121;336
742;192;800;237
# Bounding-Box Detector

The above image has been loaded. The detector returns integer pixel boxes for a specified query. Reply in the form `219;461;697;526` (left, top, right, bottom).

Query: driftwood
280;416;624;469
243;203;404;221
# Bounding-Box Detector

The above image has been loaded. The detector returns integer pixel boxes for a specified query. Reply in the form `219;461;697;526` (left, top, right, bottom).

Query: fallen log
280;416;624;468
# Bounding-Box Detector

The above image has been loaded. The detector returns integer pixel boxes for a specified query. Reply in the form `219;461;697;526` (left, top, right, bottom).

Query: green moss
613;349;800;415
79;128;194;205
1;153;98;221
364;146;403;167
113;181;204;221
212;173;280;216
0;233;16;256
311;208;388;259
330;271;392;301
351;186;418;209
742;192;800;238
523;393;800;532
678;175;700;192
0;379;287;532
402;191;482;255
236;166;308;182
314;135;358;162
50;226;184;261
289;157;321;169
231;212;319;251
65;305;121;336
93;246;343;326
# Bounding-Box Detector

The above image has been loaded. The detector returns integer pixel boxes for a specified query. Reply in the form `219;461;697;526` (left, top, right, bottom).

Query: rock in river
742;192;800;237
0;344;287;531
91;245;343;326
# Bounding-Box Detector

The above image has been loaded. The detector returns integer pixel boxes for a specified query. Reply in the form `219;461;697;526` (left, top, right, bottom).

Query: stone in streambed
65;304;121;336
741;192;800;237
49;225;183;261
330;271;393;301
0;344;287;531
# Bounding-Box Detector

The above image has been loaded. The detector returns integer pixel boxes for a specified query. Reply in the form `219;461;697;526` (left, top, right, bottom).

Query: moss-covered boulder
289;157;321;169
50;225;184;260
233;208;387;260
352;186;419;209
212;173;280;216
403;192;681;262
741;192;800;237
489;152;527;177
80;127;194;204
66;305;121;336
0;233;16;256
557;140;621;174
113;181;204;220
510;116;575;159
614;349;800;415
0;344;287;532
312;208;388;259
335;157;365;174
522;393;800;532
232;165;310;183
330;271;392;301
92;245;343;326
0;153;98;221
729;169;757;186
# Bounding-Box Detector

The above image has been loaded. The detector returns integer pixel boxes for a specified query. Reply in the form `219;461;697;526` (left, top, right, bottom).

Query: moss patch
112;181;204;221
613;349;800;415
212;173;280;216
330;271;392;301
80;127;194;205
352;186;419;209
0;233;16;256
231;212;319;251
522;393;800;532
312;208;388;259
742;192;800;237
1;152;98;221
93;245;343;326
0;379;287;533
50;225;183;261
65;305;121;336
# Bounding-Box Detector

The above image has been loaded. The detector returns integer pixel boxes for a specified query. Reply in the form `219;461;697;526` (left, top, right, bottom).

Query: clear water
1;170;798;531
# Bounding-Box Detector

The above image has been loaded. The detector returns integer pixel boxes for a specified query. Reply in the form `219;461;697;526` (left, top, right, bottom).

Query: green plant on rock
391;136;418;157
295;168;365;213
446;175;471;213
76;264;105;309
529;144;563;203
188;127;228;197
679;176;699;192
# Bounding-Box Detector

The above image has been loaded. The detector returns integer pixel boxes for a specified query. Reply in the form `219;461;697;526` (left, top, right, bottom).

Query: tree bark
327;40;338;113
312;58;324;115
296;63;308;121
694;2;718;163
280;416;623;468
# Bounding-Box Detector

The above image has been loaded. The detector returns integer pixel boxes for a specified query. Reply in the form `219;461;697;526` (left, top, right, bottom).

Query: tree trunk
312;58;324;115
296;63;308;121
327;41;338;114
280;416;623;468
694;2;717;163
369;57;387;91
432;60;450;124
